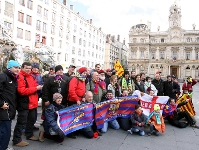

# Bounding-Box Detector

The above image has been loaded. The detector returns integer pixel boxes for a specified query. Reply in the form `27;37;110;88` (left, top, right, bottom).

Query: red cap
156;71;162;74
98;69;105;74
106;68;111;72
78;67;87;74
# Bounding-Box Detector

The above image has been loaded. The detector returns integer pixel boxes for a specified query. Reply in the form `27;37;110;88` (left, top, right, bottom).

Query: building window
140;38;144;43
140;51;144;58
61;7;64;13
52;12;56;21
197;37;199;42
53;2;57;9
36;20;41;30
60;16;63;25
187;38;191;42
50;37;54;46
59;40;62;48
43;22;47;32
37;6;42;15
74;24;77;32
26;15;32;25
151;39;156;43
4;21;12;29
186;52;190;60
83;50;85;56
79;28;82;35
151;52;155;59
133;38;136;43
18;12;24;23
78;49;81;56
27;0;33;9
173;51;177;60
79;38;82;45
88;51;90;56
44;9;48;17
17;28;23;39
73;36;76;43
84;31;86;37
67;20;70;29
89;33;91;38
59;28;63;37
161;38;164;43
92;52;94;57
160;51;164;59
83;40;86;47
65;53;68;61
51;25;55;34
71;58;75;64
196;52;199;60
72;47;75;54
19;0;25;6
25;30;31;41
42;36;46;45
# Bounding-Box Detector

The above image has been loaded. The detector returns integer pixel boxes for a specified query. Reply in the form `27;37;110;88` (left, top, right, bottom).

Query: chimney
77;12;79;15
123;38;125;45
106;35;110;43
99;27;101;31
70;5;74;11
90;19;92;24
63;0;67;5
117;35;120;42
112;35;115;42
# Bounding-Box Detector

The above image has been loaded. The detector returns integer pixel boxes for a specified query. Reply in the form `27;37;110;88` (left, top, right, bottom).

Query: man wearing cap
13;62;43;147
42;66;55;83
152;74;164;96
163;75;180;100
65;65;76;77
0;60;20;150
42;65;68;106
68;67;87;105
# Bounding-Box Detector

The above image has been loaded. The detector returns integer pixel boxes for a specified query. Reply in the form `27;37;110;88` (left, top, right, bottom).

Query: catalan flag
58;103;94;135
177;93;196;117
95;96;138;129
114;60;124;77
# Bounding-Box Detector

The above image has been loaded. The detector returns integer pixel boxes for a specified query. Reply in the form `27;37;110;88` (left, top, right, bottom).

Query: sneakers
191;124;199;129
28;136;39;141
15;141;29;147
127;129;133;135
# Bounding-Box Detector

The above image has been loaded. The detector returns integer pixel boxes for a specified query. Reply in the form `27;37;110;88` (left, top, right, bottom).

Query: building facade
128;3;199;80
0;0;106;69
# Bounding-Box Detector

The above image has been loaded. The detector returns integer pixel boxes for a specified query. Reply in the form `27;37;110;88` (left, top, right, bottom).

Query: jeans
131;128;145;136
13;108;37;144
0;120;11;150
101;119;120;133
150;124;160;136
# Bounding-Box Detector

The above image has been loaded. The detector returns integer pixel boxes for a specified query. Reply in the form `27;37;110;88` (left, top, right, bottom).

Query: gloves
57;128;65;138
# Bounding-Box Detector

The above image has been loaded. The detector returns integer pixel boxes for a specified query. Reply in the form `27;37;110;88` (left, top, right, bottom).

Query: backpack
65;76;79;101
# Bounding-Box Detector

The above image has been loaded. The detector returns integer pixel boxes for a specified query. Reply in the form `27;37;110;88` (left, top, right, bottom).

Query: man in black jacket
163;75;180;100
0;60;20;150
42;65;69;107
152;74;164;96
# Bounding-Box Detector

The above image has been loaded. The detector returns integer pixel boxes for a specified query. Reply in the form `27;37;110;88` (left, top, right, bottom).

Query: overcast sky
66;0;199;43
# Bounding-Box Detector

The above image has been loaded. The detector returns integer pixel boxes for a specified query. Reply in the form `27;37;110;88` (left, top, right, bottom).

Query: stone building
128;3;199;80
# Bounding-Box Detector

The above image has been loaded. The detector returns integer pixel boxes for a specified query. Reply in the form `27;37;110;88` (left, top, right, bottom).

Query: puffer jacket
0;70;18;120
17;70;38;110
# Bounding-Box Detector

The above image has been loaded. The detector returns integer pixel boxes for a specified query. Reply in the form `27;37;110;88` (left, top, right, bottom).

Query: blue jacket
43;103;64;135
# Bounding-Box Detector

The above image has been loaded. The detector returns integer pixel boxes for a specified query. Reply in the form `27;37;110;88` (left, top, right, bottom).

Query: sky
64;0;199;44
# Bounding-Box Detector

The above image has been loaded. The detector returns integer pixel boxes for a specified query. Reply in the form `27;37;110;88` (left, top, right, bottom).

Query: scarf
122;77;132;92
146;111;161;124
162;103;177;118
54;75;63;83
76;71;86;81
145;82;152;92
92;79;106;94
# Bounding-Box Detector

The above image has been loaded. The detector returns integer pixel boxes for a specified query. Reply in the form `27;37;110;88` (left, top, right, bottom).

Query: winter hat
98;69;105;74
32;62;39;69
78;67;87;74
106;68;111;72
55;65;63;73
154;104;160;111
53;93;63;101
124;70;129;75
7;60;20;69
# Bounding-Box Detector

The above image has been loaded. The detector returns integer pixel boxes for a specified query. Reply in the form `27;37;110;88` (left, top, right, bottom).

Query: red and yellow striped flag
114;60;124;77
177;94;196;117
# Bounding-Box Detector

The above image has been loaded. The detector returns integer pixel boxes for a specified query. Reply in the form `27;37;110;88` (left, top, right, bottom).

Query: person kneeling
43;93;65;142
101;90;120;133
128;104;146;136
146;104;165;136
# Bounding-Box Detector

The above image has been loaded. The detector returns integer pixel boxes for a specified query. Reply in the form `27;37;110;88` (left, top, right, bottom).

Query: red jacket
182;79;197;92
68;77;86;102
17;70;38;109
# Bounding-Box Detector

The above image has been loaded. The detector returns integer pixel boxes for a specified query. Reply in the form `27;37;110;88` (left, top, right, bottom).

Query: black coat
131;112;146;131
42;75;68;105
135;82;145;93
163;81;180;99
0;70;18;120
152;79;164;96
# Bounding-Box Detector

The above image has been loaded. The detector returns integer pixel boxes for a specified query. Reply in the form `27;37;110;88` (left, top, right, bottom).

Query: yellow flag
114;60;124;77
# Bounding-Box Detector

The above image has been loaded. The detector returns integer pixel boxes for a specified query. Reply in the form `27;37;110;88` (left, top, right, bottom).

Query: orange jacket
149;115;165;133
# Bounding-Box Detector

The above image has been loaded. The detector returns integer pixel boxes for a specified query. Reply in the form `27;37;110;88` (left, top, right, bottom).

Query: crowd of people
0;60;199;150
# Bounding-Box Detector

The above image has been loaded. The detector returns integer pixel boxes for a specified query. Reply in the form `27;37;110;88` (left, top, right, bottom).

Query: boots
39;131;45;142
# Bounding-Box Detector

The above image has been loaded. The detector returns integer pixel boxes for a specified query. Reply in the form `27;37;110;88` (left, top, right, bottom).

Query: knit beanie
7;60;20;69
55;65;63;73
124;70;129;75
78;67;87;74
154;104;160;111
53;93;63;101
32;62;39;69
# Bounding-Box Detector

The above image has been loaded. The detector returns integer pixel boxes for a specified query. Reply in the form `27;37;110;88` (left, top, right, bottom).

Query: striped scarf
92;79;106;94
76;71;86;81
